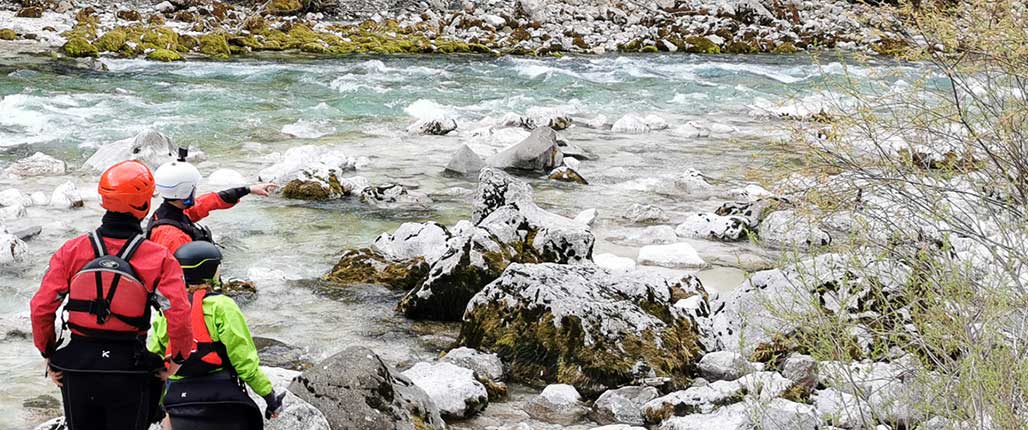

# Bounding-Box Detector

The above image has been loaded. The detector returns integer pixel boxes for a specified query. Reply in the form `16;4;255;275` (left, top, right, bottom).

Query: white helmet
154;160;202;200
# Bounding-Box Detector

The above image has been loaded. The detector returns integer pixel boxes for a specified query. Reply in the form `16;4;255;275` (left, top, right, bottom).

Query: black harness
146;203;214;243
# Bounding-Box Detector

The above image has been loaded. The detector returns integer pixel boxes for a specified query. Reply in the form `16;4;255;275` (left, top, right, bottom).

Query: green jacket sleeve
211;296;274;397
148;313;169;357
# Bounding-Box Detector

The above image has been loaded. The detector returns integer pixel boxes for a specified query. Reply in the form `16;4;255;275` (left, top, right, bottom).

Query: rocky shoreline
0;0;910;61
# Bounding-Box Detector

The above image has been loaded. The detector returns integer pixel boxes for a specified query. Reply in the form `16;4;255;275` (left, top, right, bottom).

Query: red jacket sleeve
30;242;75;357
184;192;236;223
149;225;193;255
154;249;194;362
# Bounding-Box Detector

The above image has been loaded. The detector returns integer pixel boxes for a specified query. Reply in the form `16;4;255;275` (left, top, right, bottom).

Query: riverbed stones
402;362;489;419
289;346;445;430
759;398;819;430
657;402;751;430
442;347;505;382
486;126;564;172
84;129;176;172
5;152;66;177
590;386;660;426
523;384;589;425
459;263;709;396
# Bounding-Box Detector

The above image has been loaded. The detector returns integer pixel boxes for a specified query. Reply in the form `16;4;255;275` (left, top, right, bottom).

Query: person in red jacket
147;155;276;253
30;160;194;430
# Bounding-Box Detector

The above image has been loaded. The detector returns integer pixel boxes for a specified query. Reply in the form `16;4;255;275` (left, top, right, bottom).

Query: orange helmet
98;160;156;219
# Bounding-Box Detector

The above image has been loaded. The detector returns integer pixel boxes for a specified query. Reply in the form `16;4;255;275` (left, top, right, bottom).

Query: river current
0;53;918;428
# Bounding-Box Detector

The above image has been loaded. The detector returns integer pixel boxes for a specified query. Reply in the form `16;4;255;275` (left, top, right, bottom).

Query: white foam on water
404;99;456;121
329;75;390;93
280;119;337;139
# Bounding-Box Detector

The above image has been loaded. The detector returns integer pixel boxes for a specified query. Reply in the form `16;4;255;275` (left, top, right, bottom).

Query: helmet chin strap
182;189;196;207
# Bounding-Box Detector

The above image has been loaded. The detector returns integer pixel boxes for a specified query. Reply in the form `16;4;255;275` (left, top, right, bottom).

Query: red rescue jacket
148;190;245;254
30;212;194;361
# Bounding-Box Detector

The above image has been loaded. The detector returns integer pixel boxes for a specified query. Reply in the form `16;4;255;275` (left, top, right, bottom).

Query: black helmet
174;241;222;285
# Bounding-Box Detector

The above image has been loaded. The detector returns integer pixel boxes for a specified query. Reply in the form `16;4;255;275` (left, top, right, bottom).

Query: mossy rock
640;45;659;53
725;41;757;54
323;248;430;291
0;29;16;41
300;41;327;54
683;36;720;54
619;39;642;52
95;29;127;52
139;27;179;51
178;34;198;51
458;263;707;396
266;0;303;16
199;33;231;59
62;37;99;57
220;278;258;303
871;37;908;56
772;42;798;54
281;178;343;200
146;48;182;62
116;9;142;21
16;6;43;18
147;14;166;26
174;11;197;23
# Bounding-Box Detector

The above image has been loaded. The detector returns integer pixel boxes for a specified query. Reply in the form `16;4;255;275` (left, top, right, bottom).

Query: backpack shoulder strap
89;230;109;258
118;234;146;262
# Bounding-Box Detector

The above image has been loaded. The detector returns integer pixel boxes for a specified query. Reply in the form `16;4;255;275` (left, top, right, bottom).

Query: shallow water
0;53;920;428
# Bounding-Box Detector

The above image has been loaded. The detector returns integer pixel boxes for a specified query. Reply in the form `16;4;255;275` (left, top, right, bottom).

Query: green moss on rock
147;48;182;62
62;37;99;57
323;249;430;291
640;45;659;53
772;42;798;54
0;29;16;41
266;0;303;16
95;29;127;52
683;36;720;54
725;41;757;54
199;33;231;59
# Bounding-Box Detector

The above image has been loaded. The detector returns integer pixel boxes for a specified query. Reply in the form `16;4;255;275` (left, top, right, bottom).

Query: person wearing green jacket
148;241;285;430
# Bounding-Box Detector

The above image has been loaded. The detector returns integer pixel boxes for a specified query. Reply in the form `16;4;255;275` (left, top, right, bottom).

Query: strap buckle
91;299;112;324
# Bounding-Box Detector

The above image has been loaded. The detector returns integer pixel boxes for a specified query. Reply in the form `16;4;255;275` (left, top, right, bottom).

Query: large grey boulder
248;367;330;430
289;346;445;430
83;130;176;172
459;263;710;396
445;144;486;175
698;351;755;382
758;210;831;249
485;126;564;172
675;212;749;242
591;386;661;425
397;169;593;321
759;398;819;430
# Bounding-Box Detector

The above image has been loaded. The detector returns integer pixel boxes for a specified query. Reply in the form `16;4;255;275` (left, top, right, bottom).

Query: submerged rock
359;184;433;208
402;362;489;419
324;248;431;291
207;168;247;187
611;114;650;133
523;384;589;425
621;203;668;224
84;130;176;172
486;126;564;172
459;263;709;396
5;152;66;177
253;337;312;371
289;346;445;430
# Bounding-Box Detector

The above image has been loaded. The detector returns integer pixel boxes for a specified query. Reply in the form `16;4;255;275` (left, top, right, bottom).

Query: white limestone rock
0;233;29;265
30;192;49;206
446;144;486;175
84;130;176;172
486;126;565;172
258;145;357;184
5;152;66;177
641;380;745;423
49;181;83;209
524;384;589;425
675;212;749;242
759;210;831;249
612;114;650;133
698;351;755;381
0;204;27;221
643;114;668;131
638;243;706;268
658;402;751;430
574;208;597;226
782;353;818;390
371;222;451;264
0;188;32;207
593;253;636;272
591;386;660;426
622;203;669;224
402;362;488;419
407;117;458;135
737;371;794;401
207;169;247;187
759;398;819;430
248;367;331;430
812;388;874;429
442;347;505;382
